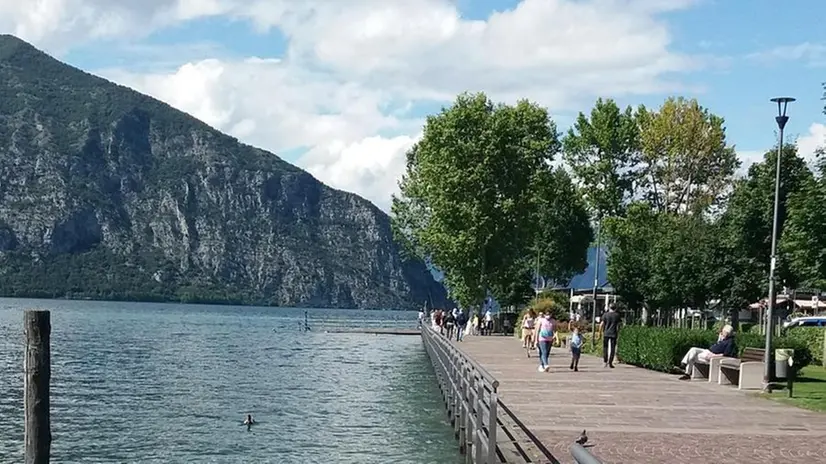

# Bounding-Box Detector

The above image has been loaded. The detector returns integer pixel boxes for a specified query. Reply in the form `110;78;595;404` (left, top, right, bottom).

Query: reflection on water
0;299;460;463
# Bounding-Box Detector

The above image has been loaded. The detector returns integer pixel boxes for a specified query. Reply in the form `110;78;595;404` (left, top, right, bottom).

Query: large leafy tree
532;168;593;282
605;204;719;324
716;145;813;310
490;169;592;307
600;97;737;321
562;98;640;219
603;203;658;313
391;92;565;307
781;85;826;290
647;213;720;314
782;162;826;290
636;97;739;215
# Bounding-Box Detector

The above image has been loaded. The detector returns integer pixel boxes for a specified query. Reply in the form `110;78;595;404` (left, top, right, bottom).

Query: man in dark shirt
456;309;469;341
599;304;622;368
679;325;736;380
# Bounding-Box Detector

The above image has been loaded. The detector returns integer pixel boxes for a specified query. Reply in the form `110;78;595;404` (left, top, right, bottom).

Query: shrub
615;326;813;373
781;327;824;365
580;334;603;357
514;297;572;338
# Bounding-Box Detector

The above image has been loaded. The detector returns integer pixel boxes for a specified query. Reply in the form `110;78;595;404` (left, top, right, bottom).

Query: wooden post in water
24;310;51;464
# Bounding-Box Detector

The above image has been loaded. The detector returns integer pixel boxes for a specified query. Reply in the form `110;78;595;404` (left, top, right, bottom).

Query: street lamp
763;96;795;393
590;219;602;349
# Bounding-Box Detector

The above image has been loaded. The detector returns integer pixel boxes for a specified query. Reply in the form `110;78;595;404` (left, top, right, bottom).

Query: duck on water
244;414;256;431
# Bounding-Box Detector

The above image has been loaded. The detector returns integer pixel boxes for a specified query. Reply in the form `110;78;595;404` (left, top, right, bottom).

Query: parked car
782;316;826;329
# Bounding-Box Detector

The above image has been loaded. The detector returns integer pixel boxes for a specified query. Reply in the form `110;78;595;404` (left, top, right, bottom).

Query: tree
603;203;658;315
717;145;814;305
562;98;640;219
391;92;560;307
781;86;826;289
562;98;638;324
604;203;719;325
636;97;739;215
531;168;593;283
781;166;826;289
646;213;719;316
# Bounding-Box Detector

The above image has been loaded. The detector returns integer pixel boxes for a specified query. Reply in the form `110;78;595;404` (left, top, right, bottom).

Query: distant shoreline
0;293;417;311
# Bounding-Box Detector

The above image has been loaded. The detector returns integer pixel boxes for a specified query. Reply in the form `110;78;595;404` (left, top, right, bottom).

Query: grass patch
764;365;826;412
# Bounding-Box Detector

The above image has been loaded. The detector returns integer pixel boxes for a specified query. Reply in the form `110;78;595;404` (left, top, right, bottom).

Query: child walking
569;328;583;372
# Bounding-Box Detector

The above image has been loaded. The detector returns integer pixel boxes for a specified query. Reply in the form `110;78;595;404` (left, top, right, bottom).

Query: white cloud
797;122;826;163
1;0;703;210
0;0;230;53
736;150;765;177
303;135;419;210
748;42;826;67
736;123;825;177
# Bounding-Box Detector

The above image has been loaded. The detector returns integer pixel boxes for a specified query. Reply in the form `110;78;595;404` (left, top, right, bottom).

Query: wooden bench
718;347;765;390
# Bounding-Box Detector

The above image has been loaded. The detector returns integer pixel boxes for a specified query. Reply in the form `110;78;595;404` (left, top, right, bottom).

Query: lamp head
770;97;795;130
770;97;796;117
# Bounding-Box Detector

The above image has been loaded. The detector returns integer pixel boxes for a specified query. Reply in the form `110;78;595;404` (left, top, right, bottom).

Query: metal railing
422;326;500;463
422;325;603;464
570;443;602;464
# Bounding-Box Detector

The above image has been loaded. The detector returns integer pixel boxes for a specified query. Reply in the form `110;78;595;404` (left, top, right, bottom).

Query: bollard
24;310;51;464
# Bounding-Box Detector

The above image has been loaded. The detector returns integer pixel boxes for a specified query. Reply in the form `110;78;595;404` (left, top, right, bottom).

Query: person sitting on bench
679;324;736;380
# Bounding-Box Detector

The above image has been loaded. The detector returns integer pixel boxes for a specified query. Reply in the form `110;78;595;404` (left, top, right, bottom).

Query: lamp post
763;96;795;393
590;218;601;349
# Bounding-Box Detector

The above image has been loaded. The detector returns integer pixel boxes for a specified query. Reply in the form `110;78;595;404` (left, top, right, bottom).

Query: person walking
483;309;493;335
444;310;456;339
534;313;556;372
456;309;468;341
521;310;536;357
598;304;622;368
569;328;583;371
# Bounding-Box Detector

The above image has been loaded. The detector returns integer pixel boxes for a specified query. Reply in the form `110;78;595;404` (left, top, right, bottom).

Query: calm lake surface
0;299;461;463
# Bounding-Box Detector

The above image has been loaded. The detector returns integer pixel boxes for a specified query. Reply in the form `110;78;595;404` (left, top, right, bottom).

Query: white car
782;316;826;329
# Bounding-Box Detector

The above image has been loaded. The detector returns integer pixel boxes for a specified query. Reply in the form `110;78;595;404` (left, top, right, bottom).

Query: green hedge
783;327;825;365
616;326;813;373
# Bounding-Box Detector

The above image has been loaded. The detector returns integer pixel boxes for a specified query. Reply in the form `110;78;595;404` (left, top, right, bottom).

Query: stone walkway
451;334;826;464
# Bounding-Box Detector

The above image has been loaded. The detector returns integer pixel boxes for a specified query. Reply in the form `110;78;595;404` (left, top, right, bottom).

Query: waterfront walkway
452;334;826;463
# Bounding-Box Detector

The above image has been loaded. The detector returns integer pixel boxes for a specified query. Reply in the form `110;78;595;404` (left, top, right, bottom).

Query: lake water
0;299;461;463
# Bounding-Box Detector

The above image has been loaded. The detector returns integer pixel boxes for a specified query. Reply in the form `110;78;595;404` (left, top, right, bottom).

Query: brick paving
451;333;826;464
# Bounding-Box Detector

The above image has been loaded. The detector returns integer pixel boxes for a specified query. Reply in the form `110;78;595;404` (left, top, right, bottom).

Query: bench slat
741;348;765;363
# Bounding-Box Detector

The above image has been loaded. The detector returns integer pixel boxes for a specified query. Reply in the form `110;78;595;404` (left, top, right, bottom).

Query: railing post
447;353;456;420
459;364;469;455
453;360;460;436
487;390;498;464
475;380;484;464
24;310;51;464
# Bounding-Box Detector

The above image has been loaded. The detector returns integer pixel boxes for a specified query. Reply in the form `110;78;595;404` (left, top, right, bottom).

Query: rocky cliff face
0;35;448;310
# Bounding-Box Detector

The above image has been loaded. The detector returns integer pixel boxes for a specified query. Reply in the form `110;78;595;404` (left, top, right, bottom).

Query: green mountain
0;35;447;309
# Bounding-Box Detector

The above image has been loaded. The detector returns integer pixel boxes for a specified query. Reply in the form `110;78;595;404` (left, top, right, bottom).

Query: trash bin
775;349;794;379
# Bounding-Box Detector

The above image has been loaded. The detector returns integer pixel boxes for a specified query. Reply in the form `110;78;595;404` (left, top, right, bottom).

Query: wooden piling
24;310;51;464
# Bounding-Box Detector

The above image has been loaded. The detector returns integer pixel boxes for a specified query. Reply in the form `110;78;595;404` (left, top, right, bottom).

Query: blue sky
2;0;825;208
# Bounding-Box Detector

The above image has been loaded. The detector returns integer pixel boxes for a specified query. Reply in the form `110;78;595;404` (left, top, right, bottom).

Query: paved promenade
453;334;826;464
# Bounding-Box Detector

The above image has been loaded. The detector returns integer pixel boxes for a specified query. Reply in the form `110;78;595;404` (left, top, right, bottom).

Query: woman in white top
522;310;536;354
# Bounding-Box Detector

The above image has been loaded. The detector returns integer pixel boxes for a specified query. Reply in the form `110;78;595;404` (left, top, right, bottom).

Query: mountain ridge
0;34;448;310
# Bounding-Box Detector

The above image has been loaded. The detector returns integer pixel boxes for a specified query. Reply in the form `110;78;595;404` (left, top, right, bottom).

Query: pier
322;328;421;335
421;326;561;463
422;327;826;463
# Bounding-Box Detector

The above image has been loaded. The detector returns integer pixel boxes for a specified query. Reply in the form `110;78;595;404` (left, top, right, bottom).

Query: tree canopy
395;84;826;321
392;92;591;307
562;98;639;219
